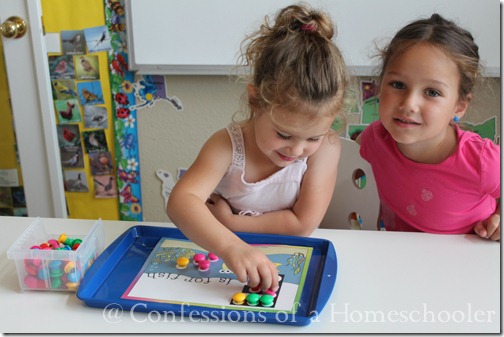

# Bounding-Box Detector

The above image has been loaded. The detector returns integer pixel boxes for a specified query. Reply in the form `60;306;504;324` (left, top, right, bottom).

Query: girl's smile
378;42;469;162
393;116;421;127
276;151;297;162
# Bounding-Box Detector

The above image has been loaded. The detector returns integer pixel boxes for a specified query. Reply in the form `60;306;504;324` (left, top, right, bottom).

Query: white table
0;216;499;333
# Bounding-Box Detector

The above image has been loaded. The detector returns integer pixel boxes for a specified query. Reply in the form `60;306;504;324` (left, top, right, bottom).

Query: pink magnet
193;253;205;265
264;289;277;298
207;252;219;262
47;239;60;249
24;263;38;276
24;275;38;288
198;259;211;272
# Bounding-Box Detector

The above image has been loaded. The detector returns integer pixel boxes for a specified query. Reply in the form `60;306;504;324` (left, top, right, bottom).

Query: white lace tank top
214;123;308;216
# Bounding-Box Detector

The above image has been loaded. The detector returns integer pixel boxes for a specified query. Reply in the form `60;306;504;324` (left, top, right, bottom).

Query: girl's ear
247;83;257;99
454;94;471;120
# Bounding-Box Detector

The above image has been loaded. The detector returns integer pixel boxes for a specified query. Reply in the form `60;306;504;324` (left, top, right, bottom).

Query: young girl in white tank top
168;3;349;291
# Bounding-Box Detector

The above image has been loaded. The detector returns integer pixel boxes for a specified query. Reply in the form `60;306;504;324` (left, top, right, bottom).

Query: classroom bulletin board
42;0;143;221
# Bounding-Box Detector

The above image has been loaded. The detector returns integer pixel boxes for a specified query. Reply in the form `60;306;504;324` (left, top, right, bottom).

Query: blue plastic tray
77;225;337;326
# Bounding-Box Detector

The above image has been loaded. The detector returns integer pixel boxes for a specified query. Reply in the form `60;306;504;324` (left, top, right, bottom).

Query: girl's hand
206;193;234;229
474;213;500;241
220;242;279;291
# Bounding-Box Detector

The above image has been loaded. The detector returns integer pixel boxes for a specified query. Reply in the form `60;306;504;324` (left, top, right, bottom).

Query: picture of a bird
81;89;99;103
90;153;113;175
62;33;82;52
53;59;67;75
94;176;114;192
61;152;79;167
58;101;75;121
94;31;107;48
92;115;104;123
83;105;108;128
62;127;76;143
53;81;77;98
88;132;103;148
65;173;88;192
80;56;95;74
62;33;81;46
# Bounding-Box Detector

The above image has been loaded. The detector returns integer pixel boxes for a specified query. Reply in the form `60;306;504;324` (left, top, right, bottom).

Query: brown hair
236;3;349;126
377;13;481;101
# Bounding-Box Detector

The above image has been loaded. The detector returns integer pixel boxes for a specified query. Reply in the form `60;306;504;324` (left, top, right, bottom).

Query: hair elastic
453;116;460;122
300;23;317;32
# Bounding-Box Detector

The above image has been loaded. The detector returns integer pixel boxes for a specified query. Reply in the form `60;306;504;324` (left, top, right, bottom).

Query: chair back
319;137;380;230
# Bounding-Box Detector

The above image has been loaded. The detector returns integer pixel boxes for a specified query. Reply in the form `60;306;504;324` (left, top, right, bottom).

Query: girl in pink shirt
357;14;500;241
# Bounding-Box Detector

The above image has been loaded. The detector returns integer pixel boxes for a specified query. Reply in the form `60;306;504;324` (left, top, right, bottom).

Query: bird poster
48;55;75;80
93;174;118;198
61;30;86;55
89;152;114;176
52;79;78;100
77;80;104;105
83;25;112;53
60;146;84;169
56;124;81;148
64;170;89;193
82;130;108;153
54;99;82;124
56;124;84;168
75;54;100;80
83;105;108;129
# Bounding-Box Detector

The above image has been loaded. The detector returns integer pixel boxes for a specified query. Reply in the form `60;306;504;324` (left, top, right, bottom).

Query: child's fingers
474;220;500;241
485;219;499;234
246;268;261;288
206;193;218;205
488;225;500;241
473;222;487;238
489;229;500;241
269;263;279;291
233;266;248;284
256;263;273;291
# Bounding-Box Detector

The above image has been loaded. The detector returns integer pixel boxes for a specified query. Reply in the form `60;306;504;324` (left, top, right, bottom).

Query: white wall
137;76;245;222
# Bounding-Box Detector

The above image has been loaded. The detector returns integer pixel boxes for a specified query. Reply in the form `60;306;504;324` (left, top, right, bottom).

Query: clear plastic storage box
7;218;105;291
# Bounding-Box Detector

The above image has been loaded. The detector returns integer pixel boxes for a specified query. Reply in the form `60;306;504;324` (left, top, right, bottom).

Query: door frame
1;0;66;217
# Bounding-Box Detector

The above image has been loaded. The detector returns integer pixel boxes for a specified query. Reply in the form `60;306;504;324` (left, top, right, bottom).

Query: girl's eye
276;132;291;140
390;81;405;89
307;137;321;142
426;89;441;97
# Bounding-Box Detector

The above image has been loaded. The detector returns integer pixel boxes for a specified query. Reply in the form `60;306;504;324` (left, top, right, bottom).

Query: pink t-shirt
360;121;500;234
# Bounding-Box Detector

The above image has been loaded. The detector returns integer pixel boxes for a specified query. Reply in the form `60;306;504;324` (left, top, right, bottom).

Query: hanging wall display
104;0;143;221
42;0;120;220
